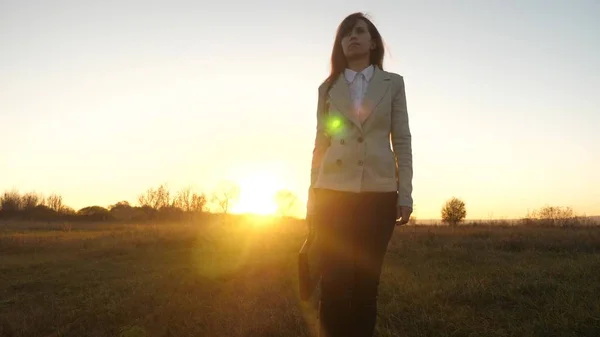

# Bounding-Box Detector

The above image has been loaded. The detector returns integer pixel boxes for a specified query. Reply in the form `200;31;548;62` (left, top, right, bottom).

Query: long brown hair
325;12;385;92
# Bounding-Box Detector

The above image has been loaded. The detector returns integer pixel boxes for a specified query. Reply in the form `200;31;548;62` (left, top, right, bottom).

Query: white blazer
309;66;413;209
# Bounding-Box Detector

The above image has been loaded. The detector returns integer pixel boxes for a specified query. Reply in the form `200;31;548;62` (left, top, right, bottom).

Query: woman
307;12;413;337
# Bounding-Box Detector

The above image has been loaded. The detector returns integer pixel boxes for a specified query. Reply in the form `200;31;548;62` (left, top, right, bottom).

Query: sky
1;0;599;219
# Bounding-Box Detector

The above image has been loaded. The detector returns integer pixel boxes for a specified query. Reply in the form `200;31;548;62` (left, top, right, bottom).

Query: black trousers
313;188;397;337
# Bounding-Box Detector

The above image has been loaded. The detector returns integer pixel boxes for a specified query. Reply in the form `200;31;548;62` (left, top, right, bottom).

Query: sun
231;170;284;216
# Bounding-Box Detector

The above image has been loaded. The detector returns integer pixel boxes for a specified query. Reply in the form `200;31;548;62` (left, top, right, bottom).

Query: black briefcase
298;215;322;301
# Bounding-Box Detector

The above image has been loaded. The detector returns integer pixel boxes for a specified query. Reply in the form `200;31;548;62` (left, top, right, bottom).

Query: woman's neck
347;58;371;72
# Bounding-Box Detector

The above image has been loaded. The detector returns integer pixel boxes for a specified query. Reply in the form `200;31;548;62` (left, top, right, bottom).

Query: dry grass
1;219;600;337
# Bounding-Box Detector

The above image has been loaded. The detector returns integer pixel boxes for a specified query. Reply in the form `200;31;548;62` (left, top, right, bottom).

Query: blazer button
340;139;345;145
357;137;364;143
357;160;364;166
336;159;342;166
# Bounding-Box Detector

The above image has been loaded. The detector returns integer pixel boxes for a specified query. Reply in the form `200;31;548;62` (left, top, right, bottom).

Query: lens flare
325;115;345;136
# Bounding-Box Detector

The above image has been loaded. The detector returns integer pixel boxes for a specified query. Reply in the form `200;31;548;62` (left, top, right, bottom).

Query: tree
190;192;207;213
441;197;466;226
46;194;64;213
138;182;181;220
108;201;141;221
78;206;111;221
138;184;171;210
29;204;57;221
61;206;76;215
109;201;131;210
21;192;42;210
173;187;193;212
171;187;207;213
210;182;240;214
274;189;300;217
0;190;22;215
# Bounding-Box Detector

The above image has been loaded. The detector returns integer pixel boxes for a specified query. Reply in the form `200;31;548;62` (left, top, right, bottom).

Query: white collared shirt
344;64;374;123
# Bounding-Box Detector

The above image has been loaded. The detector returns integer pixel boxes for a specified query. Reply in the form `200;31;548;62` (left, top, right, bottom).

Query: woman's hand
396;206;412;226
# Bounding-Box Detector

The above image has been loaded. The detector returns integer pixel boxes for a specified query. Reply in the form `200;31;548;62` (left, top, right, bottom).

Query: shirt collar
344;64;375;83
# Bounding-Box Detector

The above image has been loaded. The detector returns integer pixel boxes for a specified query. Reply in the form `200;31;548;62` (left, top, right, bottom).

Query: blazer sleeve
310;86;330;188
391;76;414;208
307;86;330;215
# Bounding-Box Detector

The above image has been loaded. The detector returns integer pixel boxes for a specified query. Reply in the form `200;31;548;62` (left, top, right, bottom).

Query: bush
523;206;587;227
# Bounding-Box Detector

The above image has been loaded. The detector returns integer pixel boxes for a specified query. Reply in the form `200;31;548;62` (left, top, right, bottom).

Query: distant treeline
1;185;596;226
0;183;302;223
0;190;205;223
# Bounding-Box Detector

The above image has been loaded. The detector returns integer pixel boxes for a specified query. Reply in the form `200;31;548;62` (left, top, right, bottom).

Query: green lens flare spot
326;116;344;135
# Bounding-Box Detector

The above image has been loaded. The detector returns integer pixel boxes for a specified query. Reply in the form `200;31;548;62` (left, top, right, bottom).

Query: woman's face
341;19;375;60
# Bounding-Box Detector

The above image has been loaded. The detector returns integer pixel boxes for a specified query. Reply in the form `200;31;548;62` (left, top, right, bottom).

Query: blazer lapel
328;75;362;131
361;67;391;125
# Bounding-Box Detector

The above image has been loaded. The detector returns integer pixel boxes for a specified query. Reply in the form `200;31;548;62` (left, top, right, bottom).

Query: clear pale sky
1;0;599;219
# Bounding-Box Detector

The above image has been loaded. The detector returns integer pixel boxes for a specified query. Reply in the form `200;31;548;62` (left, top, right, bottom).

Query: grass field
1;217;600;337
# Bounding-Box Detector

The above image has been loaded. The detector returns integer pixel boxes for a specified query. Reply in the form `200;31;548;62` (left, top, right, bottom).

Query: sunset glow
1;2;599;220
230;168;285;216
